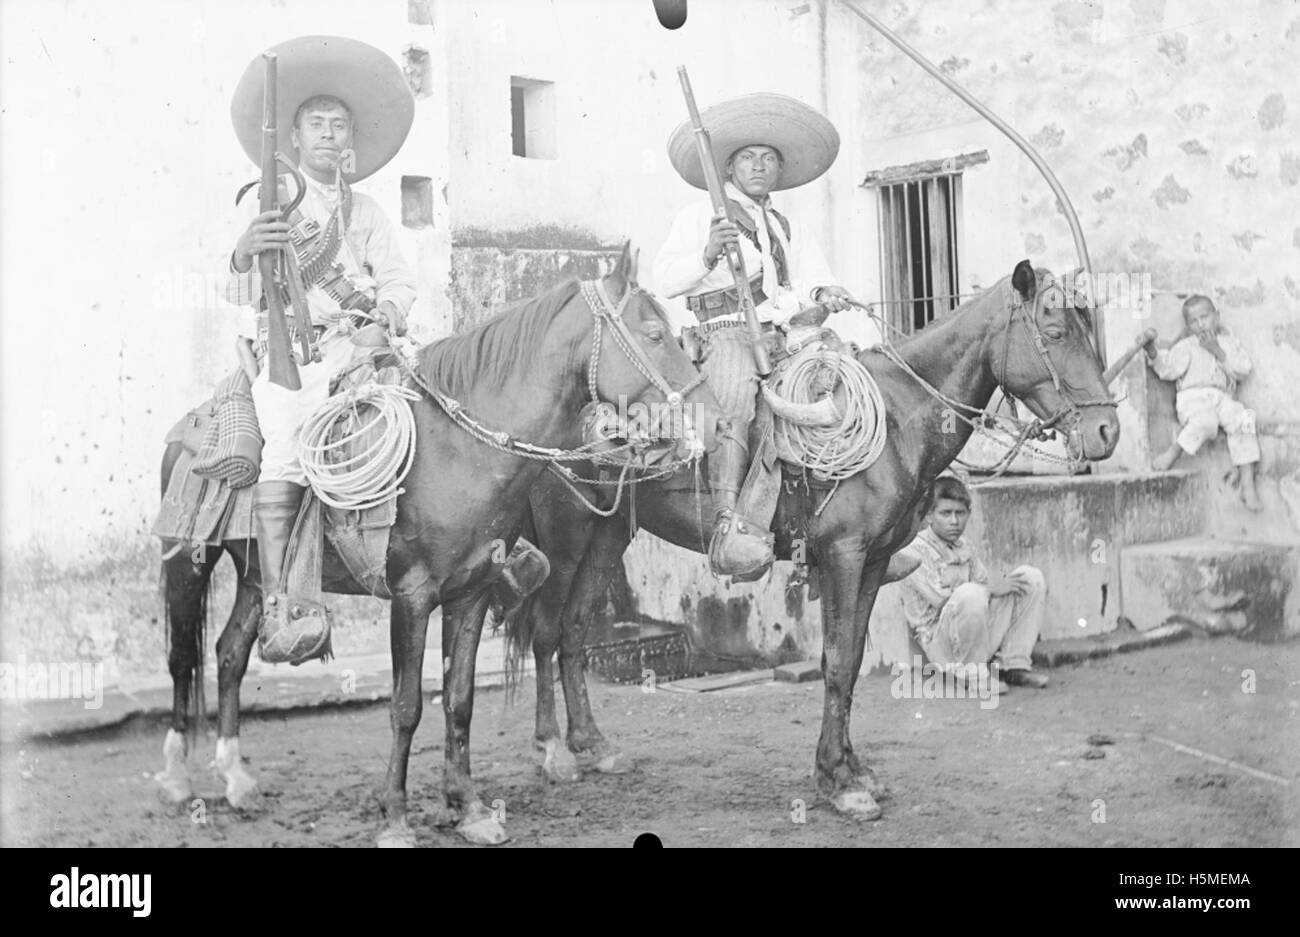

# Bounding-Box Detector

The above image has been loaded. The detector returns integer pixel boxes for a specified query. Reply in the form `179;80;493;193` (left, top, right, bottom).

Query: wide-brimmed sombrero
667;92;839;192
231;35;413;183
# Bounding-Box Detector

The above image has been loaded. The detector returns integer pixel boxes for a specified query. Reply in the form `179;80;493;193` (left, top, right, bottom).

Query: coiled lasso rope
298;382;422;511
768;348;888;482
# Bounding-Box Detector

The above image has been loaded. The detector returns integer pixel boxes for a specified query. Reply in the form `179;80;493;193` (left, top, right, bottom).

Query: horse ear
607;240;634;300
1012;259;1037;302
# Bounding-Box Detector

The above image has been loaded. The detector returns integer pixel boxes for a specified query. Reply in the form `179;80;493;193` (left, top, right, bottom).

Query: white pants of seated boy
920;565;1045;673
1174;386;1260;466
251;330;360;486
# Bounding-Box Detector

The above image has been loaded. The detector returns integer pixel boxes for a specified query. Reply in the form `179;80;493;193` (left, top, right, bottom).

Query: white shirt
653;182;838;332
223;173;416;336
1150;328;1253;395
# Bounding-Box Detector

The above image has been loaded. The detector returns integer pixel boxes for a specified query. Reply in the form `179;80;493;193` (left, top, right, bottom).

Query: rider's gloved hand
813;285;853;313
376;301;408;337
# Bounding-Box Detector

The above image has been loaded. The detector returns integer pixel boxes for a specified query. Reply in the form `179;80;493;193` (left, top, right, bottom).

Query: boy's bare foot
1151;444;1182;472
1238;463;1263;511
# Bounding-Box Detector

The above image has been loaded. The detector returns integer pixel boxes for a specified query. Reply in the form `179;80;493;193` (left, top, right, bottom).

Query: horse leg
154;544;220;806
562;518;633;774
442;589;508;845
213;561;263;809
840;559;889;801
376;588;435;848
532;580;581;784
815;539;883;820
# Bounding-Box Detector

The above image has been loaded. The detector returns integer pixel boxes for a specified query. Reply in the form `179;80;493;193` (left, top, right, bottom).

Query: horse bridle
996;277;1117;439
581;279;708;445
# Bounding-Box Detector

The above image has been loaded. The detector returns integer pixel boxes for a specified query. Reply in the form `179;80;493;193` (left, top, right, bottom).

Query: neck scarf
725;182;792;301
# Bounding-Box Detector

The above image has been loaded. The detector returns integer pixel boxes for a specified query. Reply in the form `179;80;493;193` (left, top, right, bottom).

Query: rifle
258;52;302;390
676;66;772;376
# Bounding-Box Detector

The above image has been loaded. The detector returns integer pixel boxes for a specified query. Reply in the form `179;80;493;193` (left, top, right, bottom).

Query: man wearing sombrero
223;36;416;649
654;92;879;578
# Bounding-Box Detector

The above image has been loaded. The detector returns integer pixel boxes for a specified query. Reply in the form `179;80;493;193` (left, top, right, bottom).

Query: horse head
587;240;722;462
992;259;1119;461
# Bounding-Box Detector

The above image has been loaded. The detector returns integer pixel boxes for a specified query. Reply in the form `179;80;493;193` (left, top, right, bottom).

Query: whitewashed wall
0;0;424;568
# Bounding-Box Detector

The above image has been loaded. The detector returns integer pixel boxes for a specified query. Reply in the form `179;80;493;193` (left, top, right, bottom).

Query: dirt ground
3;636;1297;848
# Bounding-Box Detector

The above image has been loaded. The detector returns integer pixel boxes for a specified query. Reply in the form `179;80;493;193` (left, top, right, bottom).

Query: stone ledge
1032;622;1192;667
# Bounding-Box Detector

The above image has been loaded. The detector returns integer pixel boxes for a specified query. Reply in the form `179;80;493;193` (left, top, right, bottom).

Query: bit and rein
394;279;708;514
870;281;1116;480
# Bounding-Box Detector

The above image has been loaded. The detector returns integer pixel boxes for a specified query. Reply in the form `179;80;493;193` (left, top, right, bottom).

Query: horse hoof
542;750;581;783
537;739;582;783
427;802;460;828
831;789;883;821
153;770;193;805
457;816;509;846
856;772;889;801
376;824;417;848
456;801;509;846
589;751;633;775
222;773;260;810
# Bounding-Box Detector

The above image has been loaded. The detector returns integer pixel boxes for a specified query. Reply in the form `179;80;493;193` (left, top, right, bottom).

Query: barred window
863;151;988;335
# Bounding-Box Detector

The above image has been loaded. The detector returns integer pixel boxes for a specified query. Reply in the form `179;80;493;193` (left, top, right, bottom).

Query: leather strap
686;275;768;323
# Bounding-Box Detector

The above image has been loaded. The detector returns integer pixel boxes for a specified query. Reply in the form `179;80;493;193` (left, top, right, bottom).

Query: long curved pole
842;0;1106;363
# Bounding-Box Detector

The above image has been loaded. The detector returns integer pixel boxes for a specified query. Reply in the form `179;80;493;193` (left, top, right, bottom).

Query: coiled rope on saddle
766;345;888;482
298;381;421;511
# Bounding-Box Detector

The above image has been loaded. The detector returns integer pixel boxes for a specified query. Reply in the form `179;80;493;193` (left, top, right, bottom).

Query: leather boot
707;433;775;580
489;537;552;619
253;481;332;665
253;481;303;595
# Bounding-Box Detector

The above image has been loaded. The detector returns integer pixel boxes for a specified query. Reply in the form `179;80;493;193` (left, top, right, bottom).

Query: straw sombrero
667;92;839;192
231;35;414;183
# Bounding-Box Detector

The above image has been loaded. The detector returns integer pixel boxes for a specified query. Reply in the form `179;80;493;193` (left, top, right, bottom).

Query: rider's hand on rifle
376;300;408;337
703;216;741;269
813;285;853;313
232;210;292;273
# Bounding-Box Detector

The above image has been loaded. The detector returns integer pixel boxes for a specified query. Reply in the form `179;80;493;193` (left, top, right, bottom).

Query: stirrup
493;539;551;609
259;593;333;666
708;508;775;582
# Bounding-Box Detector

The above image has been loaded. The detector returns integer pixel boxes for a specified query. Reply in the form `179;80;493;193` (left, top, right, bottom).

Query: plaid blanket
192;368;262;488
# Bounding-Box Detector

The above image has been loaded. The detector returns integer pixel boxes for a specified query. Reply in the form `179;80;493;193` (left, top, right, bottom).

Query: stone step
960;470;1206;640
1119;537;1300;642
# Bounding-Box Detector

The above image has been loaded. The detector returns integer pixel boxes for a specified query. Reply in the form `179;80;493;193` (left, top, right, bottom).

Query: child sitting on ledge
1145;294;1261;511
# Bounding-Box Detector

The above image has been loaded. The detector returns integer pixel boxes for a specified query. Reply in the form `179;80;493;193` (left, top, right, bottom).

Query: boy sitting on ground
1145;294;1262;511
899;476;1050;690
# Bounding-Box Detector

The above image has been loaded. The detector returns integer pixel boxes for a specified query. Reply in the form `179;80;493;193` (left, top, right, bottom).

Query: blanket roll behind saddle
191;368;263;488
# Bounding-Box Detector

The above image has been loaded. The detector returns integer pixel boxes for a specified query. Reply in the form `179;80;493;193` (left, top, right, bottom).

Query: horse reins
870;277;1115;481
393;279;709;512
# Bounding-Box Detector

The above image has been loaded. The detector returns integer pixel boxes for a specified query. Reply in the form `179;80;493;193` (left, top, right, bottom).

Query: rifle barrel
676;67;771;375
256;52;300;390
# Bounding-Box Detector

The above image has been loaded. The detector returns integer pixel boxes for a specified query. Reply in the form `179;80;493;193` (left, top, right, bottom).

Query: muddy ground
3;636;1297;847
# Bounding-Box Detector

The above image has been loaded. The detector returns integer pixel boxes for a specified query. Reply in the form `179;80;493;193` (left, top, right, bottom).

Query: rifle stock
258;52;301;390
676;67;771;376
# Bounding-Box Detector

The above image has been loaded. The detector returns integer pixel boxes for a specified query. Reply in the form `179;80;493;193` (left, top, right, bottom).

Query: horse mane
417;278;584;397
903;274;1013;340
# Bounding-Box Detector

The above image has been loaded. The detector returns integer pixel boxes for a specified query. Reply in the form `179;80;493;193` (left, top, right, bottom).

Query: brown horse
506;262;1120;816
154;245;724;846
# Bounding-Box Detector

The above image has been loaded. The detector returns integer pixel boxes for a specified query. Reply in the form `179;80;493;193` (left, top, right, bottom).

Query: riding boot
707;432;776;580
253;481;332;665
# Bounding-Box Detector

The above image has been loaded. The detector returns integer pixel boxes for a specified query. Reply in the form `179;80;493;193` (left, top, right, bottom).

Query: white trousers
1175;386;1260;465
250;331;359;485
921;565;1046;672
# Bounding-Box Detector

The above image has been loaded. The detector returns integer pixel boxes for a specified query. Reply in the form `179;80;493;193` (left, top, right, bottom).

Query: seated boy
1145;295;1262;511
899;476;1050;689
